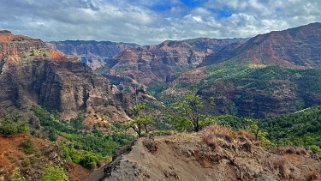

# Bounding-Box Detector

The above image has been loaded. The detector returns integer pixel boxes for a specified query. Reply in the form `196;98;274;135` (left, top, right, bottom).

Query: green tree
127;103;152;137
245;119;274;148
171;86;215;132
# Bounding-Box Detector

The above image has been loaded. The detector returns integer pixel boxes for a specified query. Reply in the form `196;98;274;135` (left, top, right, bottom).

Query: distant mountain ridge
49;40;140;70
50;38;245;86
202;22;321;68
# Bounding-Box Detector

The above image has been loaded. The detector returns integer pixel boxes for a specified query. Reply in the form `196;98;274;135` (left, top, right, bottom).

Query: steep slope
203;23;321;68
49;40;140;70
108;38;243;86
163;65;321;118
0;134;89;180
98;125;321;181
0;31;151;120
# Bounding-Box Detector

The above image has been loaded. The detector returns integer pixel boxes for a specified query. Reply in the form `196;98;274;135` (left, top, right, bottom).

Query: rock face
108;38;243;85
50;38;244;86
107;38;241;85
203;23;321;68
97;125;321;181
49;40;140;70
0;31;149;120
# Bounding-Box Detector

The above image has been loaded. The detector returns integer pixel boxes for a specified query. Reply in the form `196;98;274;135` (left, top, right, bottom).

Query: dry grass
306;171;320;181
237;129;256;142
272;146;308;156
272;158;290;178
202;124;236;148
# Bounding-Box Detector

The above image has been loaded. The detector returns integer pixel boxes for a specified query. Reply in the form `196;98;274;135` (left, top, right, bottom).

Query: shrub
48;129;57;141
39;166;69;181
19;138;34;154
310;145;321;154
17;123;29;134
0;121;18;135
79;153;99;169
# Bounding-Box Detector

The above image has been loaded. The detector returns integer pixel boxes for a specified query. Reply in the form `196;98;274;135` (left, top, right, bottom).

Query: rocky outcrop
49;40;140;70
98;125;321;181
0;31;151;120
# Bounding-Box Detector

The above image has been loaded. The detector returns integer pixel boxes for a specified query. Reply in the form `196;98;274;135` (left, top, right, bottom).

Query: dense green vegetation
147;82;168;97
261;106;321;153
204;64;321;101
0;115;29;136
31;105;134;169
216;106;321;153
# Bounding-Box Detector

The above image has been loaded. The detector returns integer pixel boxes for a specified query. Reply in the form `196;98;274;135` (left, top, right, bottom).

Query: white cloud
0;0;320;44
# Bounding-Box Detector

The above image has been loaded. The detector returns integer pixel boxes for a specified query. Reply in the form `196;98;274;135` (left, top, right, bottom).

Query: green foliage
167;113;193;131
147;82;168;97
11;168;25;181
261;106;321;149
18;123;30;134
216;115;250;129
169;86;215;132
0;115;29;136
79;152;100;169
127;103;152;137
31;105;134;168
70;114;85;129
19;138;34;154
310;145;321;154
60;145;103;169
195;64;321;117
48;129;57;141
0;121;18;135
38;166;69;181
31;105;73;134
58;131;132;168
60;145;82;163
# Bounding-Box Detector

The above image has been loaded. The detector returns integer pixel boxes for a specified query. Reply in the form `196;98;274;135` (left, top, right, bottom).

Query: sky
0;0;321;45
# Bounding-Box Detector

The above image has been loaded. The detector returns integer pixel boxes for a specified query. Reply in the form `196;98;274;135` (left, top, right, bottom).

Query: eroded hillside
98;124;321;181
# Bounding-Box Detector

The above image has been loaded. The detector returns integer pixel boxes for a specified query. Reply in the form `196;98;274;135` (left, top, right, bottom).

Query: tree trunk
194;121;199;132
